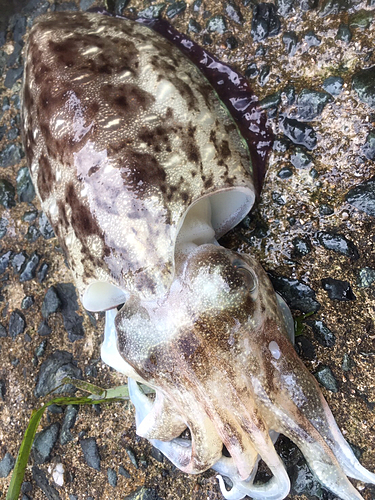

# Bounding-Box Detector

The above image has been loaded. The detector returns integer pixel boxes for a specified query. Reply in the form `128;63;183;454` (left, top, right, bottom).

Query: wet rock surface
0;1;375;500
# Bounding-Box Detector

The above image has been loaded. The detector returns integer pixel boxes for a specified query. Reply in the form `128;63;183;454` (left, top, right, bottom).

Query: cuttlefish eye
231;259;258;294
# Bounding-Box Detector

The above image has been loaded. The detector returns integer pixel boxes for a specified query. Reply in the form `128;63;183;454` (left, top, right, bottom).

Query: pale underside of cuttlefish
21;11;375;500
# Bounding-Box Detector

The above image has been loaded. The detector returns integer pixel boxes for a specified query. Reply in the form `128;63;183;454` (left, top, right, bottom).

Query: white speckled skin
22;12;375;500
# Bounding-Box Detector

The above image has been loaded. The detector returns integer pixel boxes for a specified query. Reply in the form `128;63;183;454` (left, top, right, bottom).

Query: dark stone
321;277;356;301
32;466;61;500
108;467;118;487
206;15;227;34
0;324;7;337
225;36;238;50
345;176;375;216
352;66;375;108
47;404;64;414
19;252;40;282
277;166;293;179
290;147;313;169
35;339;47;357
193;0;202;11
0;250;12;274
124;487;161;500
225;2;243;24
9;309;26;339
4;66;23;88
11;251;27;273
314;365;339;392
323;76;344;96
55;283;84;342
316;231;359;259
0;126;6;141
245;62;258;79
362;130;375;160
16;167;35;203
166;1;186;18
84;364;98;378
280;117;317;149
296;89;333;121
292;237;312;257
42;286;61;318
60;405;78;445
38;320;51;336
307;320;336;347
336;23;352;42
119;465;131;478
126;447;139;468
304;30;321;47
137;4;165;19
300;0;318;9
0;380;7;400
22;209;38;222
37;262;49;282
188;19;201;33
342;353;354;371
258;90;282;111
21;295;34;309
0;143;23;168
357;267;375;288
251;3;281;42
0;452;15;478
80;437;101;471
34;350;82;398
150;447;164;463
32;423;60;464
319;204;334;216
21;482;33;494
258;64;270;86
269;275;320;313
0;178;16;208
282;31;298;55
25;225;40;242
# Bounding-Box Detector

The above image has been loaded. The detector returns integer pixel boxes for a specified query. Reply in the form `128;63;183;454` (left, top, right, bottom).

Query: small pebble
0;452;15;478
316;231;359;260
336;23;351;42
80;437;101;471
107;467;118;487
314;365;338;393
0;179;16;209
345;176;375;216
9;309;26;339
32;423;60;464
322;76;344;96
251;3;281;41
206;15;227;34
321;277;356;301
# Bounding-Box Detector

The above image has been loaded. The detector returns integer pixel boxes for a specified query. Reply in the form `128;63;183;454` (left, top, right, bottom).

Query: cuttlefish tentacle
129;378;290;500
253;327;372;500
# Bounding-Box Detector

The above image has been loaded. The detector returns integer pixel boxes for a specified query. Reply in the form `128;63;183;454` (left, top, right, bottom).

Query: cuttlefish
21;11;375;499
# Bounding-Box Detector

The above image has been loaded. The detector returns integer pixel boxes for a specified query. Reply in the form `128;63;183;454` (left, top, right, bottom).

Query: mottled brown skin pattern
22;12;254;301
